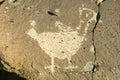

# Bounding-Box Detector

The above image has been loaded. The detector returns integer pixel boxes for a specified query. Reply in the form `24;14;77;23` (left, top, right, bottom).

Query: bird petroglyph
27;6;97;74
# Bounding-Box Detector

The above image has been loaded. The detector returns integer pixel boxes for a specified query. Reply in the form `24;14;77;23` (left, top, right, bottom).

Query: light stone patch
55;9;60;13
96;0;104;5
90;45;95;54
82;61;94;73
29;20;36;27
86;13;89;18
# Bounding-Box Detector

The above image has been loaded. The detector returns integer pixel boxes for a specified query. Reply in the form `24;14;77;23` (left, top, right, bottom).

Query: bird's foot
64;65;78;70
44;65;61;74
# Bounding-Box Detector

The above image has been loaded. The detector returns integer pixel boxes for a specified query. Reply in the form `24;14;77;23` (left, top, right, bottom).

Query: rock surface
94;0;120;80
0;0;119;80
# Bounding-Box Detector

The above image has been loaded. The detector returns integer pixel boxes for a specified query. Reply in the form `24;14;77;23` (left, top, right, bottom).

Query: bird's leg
45;55;60;74
64;57;78;70
51;55;55;74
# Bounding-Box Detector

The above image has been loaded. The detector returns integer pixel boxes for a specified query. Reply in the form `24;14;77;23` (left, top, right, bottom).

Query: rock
3;0;120;80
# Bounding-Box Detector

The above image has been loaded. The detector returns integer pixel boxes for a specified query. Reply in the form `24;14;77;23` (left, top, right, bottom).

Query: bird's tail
27;28;38;40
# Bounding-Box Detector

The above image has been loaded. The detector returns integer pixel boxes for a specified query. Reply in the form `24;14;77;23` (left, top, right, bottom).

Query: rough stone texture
0;0;119;80
94;0;120;80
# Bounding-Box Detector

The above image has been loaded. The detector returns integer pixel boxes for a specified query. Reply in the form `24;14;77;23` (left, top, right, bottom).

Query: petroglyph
55;9;60;13
78;6;97;28
29;20;36;28
27;7;97;74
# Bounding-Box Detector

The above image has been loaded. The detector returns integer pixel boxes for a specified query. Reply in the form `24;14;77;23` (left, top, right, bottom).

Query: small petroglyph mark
55;9;60;13
5;7;9;10
64;65;78;70
29;20;36;27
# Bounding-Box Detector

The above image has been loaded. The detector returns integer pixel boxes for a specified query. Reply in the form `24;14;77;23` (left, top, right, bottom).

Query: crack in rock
91;1;102;80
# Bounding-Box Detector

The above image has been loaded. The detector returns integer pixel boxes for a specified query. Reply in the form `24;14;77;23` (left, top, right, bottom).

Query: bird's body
27;21;87;74
36;31;84;60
